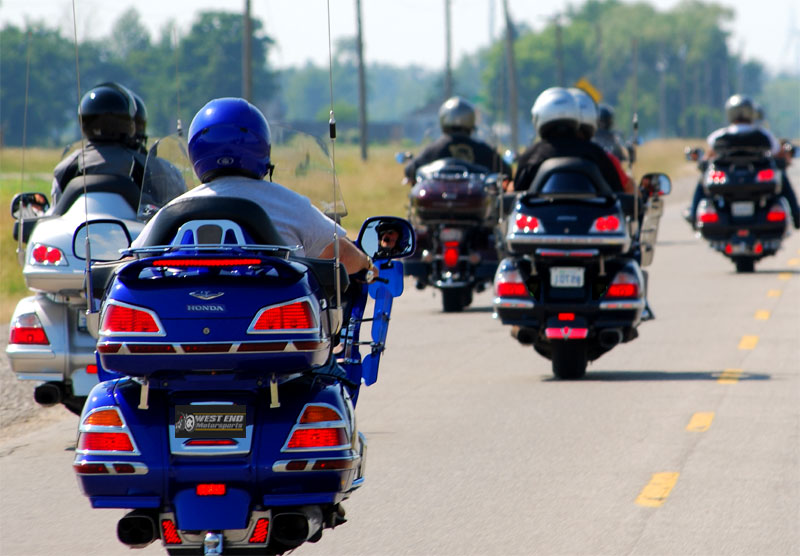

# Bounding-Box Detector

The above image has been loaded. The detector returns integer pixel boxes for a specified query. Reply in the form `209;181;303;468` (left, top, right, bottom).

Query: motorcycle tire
734;258;755;273
550;342;588;380
441;287;470;313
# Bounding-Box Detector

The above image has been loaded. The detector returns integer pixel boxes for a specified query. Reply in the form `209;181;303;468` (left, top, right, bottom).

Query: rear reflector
128;344;176;354
180;343;231;353
249;518;270;543
545;327;589;340
78;432;134;452
184;439;237;447
73;462;108;474
299;405;343;424
161;520;182;545
151;258;262;268
97;343;122;354
83;409;123;427
287;427;348;449
112;463;136;474
237;342;288;352
285;460;308;471
196;483;226;496
312;458;354;471
252;301;315;331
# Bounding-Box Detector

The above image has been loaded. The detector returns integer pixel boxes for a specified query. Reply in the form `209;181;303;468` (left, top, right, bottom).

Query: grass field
0;138;697;323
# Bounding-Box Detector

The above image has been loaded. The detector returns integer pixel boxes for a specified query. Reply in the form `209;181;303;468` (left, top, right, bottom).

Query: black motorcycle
399;157;502;312
686;134;794;272
493;157;671;379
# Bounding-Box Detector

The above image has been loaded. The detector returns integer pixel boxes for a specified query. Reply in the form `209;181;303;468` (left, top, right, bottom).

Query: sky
1;0;799;74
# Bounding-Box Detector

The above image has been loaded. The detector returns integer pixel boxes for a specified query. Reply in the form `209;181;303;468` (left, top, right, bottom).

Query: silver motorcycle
7;135;192;413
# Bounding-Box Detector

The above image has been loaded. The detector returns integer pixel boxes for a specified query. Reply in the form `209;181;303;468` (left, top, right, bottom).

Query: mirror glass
640;172;672;196
73;221;131;261
394;151;411;164
502;149;516;166
358;217;415;260
11;192;50;219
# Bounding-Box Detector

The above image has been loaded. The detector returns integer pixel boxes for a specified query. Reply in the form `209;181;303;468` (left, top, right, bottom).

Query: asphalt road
1;168;798;556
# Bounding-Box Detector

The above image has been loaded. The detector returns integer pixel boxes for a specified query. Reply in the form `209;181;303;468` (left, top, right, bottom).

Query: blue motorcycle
70;126;414;555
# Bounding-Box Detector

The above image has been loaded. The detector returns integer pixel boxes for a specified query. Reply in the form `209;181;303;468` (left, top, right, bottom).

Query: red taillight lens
113;463;136;474
249;518;270;543
196;483;226;496
31;243;66;265
767;205;786;222
161;520;182;545
756;169;776;182
83;409;123;427
287;427;348;449
698;212;719;224
753;241;764;255
591;215;622;232
515;214;541;232
151;257;262;268
73;462;109;474
86;364;98;374
496;282;528;297
101;303;161;334
724;243;734;255
252;301;315;331
299;405;343;424
558;313;575;321
97;343;122;353
708;170;727;184
78;432;134;452
9;313;50;345
604;272;640;299
312;458;354;470
443;241;460;268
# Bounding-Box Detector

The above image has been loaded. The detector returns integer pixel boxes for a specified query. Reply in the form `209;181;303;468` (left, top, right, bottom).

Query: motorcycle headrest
53;174;140;216
527;157;615;199
141;196;287;247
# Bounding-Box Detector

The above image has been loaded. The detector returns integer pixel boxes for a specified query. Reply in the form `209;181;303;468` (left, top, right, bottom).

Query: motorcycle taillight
30;243;67;266
9;313;49;345
249;300;316;332
100;302;164;336
604;272;640;299
443;241;460;268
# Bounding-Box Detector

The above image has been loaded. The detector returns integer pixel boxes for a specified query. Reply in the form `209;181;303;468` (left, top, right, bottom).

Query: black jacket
404;133;511;180
513;137;625;193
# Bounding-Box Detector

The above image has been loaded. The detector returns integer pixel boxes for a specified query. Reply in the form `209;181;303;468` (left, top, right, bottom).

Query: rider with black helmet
129;91;148;153
686;94;800;228
403;96;511;181
50;82;148;204
593;103;631;163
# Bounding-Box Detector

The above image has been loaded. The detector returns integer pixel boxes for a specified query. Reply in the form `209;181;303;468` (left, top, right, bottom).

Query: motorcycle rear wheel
441;287;471;312
734;258;755;273
550;342;588;380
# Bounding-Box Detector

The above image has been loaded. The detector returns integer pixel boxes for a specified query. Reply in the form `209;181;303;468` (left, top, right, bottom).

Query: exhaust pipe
33;383;62;406
511;326;535;345
271;506;323;547
598;328;623;349
117;511;158;548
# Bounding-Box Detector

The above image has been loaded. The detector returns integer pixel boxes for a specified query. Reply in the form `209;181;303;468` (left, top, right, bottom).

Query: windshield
135;125;346;226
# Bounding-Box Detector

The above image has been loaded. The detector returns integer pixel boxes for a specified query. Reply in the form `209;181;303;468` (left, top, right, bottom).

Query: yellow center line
767;289;782;298
754;310;770;320
788;258;800;267
739;336;759;350
718;368;743;384
778;273;792;281
686;412;714;432
636;472;680;507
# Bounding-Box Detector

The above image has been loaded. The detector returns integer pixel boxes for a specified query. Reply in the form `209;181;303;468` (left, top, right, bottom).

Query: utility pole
444;0;453;99
242;0;252;101
502;0;518;152
355;0;368;160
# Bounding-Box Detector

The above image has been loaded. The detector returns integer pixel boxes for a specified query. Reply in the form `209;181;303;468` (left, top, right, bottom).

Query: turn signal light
9;313;49;345
251;301;315;331
83;409;124;427
287;427;348;449
101;303;162;335
299;405;343;424
249;518;270;543
161;520;182;544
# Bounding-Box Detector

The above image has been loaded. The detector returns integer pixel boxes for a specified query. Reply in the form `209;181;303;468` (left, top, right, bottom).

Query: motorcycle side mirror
394;151;412;164
11;192;50;219
502;149;517;166
685;146;704;162
73;219;132;261
357;216;416;261
639;172;671;196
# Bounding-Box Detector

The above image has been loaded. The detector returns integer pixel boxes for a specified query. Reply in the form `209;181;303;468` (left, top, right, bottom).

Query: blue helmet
188;98;272;182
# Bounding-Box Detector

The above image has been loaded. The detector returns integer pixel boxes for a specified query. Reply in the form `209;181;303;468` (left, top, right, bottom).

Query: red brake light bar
151;258;262;268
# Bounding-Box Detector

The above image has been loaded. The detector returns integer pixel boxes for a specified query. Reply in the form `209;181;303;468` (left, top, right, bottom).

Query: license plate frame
174;404;248;438
550;267;585;288
440;227;464;242
731;201;755;217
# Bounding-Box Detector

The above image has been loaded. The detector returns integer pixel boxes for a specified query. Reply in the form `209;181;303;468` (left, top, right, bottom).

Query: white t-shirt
132;175;346;258
706;123;780;155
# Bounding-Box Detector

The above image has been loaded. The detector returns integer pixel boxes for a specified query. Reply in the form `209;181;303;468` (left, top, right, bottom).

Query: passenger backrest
52;174;140;216
528;157;615;199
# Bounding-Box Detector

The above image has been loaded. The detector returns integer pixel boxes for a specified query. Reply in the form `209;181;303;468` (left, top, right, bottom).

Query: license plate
731;201;754;217
174;404;247;438
550;267;584;288
440;227;464;242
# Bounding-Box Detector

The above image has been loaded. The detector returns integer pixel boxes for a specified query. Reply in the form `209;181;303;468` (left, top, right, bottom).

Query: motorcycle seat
527;157;615;199
140;196;288;247
52;174;140;216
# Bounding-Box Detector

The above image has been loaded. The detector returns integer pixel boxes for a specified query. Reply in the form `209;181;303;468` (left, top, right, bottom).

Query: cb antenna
326;0;342;314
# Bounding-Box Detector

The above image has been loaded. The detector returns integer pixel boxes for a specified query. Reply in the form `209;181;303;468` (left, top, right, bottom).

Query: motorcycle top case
411;160;497;224
95;254;332;377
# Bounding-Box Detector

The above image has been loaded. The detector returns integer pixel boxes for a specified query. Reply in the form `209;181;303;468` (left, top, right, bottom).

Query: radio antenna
326;0;342;313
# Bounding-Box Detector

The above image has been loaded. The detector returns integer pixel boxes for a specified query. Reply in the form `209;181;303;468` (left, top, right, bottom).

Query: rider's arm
319;238;375;276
